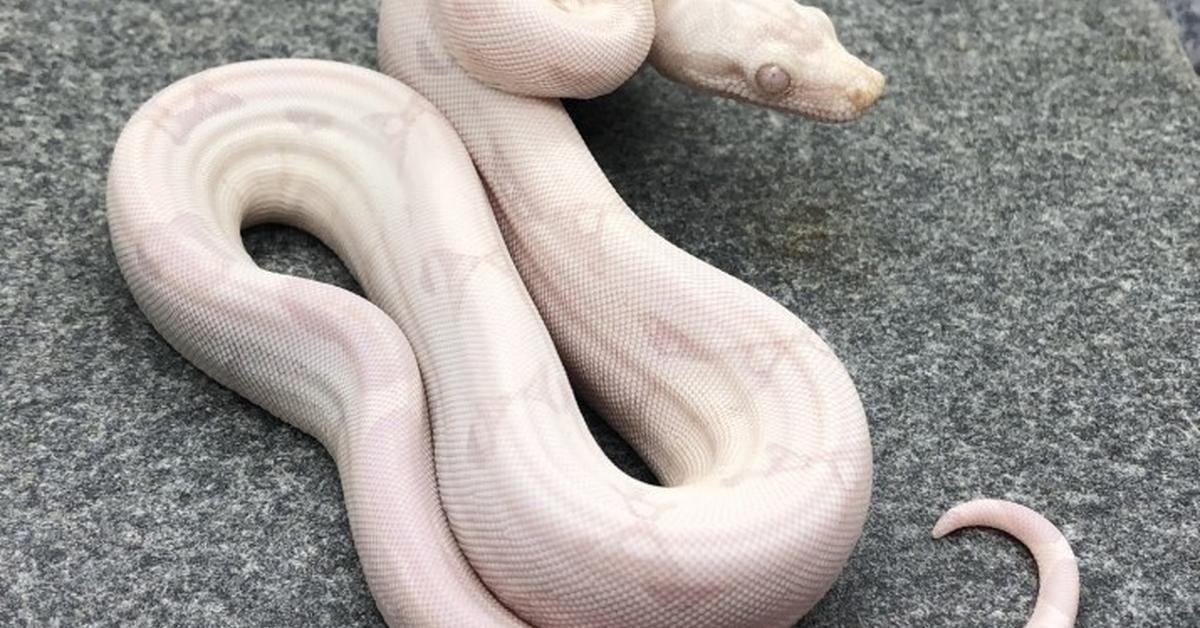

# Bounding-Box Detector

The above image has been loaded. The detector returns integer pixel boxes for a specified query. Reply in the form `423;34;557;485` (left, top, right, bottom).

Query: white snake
105;0;1080;625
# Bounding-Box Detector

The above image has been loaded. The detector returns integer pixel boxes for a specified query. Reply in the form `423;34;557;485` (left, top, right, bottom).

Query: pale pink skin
104;0;1076;626
934;500;1080;628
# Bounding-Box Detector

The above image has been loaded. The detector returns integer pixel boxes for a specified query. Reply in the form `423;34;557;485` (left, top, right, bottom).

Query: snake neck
432;0;655;99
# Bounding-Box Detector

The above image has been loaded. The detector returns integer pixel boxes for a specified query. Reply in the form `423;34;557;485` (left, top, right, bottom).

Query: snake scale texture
105;0;1080;625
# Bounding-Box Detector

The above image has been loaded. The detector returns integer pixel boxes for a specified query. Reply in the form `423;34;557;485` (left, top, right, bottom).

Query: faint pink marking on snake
577;485;677;561
362;98;432;158
719;443;815;488
570;203;619;280
592;485;727;609
152;79;244;145
738;334;797;379
644;314;710;362
284;108;334;133
418;247;504;307
515;362;573;415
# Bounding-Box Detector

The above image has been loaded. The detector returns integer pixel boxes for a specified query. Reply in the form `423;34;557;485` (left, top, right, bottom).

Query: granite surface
1164;0;1200;68
2;1;1198;626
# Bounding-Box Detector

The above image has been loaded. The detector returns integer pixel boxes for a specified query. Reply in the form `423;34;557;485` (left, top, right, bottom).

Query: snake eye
754;64;792;96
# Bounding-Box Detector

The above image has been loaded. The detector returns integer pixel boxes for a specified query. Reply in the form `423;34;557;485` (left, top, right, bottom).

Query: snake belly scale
105;0;1080;626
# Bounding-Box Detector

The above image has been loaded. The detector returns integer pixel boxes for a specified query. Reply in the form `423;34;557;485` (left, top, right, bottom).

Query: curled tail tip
932;498;1080;628
932;498;1069;547
930;509;961;539
931;498;1007;538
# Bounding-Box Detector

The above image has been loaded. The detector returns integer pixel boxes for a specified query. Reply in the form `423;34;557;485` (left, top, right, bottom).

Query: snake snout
849;66;886;113
814;54;886;123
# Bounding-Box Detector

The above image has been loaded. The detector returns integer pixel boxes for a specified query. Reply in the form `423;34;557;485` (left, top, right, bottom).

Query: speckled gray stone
1162;0;1200;69
1;1;1197;626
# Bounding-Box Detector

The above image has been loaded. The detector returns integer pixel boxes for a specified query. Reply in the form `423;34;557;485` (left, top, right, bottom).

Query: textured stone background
1;1;1197;626
1164;0;1200;68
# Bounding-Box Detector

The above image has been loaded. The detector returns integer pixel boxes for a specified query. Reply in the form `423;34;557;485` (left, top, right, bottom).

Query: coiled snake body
106;0;1079;625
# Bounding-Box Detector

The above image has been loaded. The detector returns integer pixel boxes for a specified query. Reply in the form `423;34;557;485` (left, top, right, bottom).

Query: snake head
648;0;885;122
